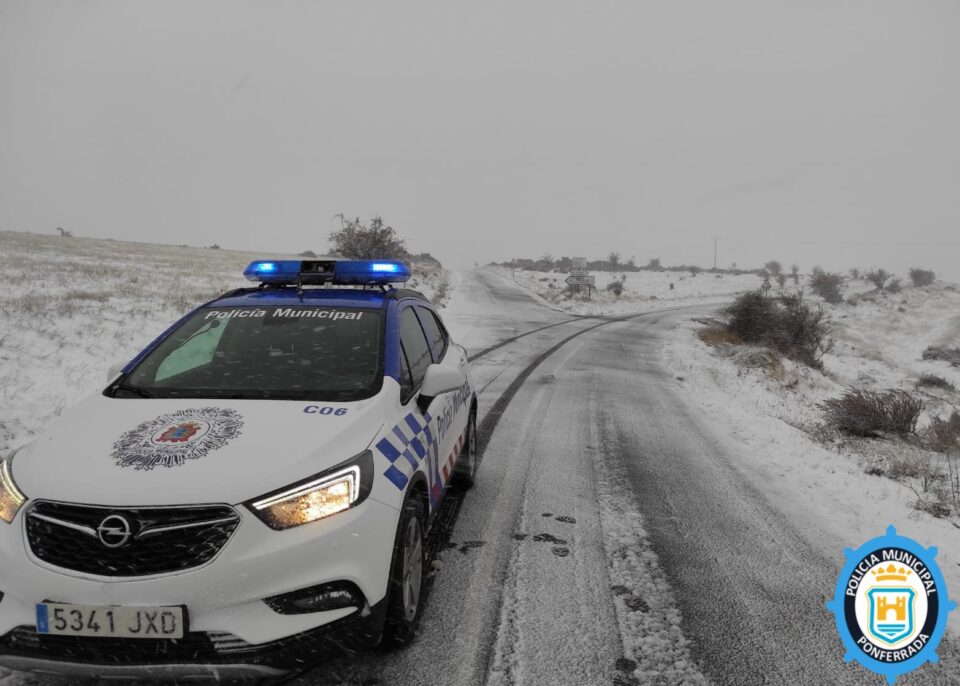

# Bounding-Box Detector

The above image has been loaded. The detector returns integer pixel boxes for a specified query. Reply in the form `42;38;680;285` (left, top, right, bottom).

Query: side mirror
420;364;466;400
107;360;127;383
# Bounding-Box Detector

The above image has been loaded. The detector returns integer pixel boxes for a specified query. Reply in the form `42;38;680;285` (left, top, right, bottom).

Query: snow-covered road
293;270;958;685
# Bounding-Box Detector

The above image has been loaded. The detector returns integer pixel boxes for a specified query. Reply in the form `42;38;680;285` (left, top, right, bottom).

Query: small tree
849;267;860;279
776;273;787;288
55;227;72;237
647;258;662;271
810;269;844;304
790;264;800;285
608;252;621;267
764;260;783;277
865;268;891;290
329;215;408;260
909;268;935;287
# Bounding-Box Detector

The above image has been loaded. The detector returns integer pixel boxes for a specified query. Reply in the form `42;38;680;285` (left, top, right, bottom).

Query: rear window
116;306;384;401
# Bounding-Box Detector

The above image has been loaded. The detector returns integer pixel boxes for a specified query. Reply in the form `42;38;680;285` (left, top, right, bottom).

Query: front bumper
0;598;387;679
0;496;400;674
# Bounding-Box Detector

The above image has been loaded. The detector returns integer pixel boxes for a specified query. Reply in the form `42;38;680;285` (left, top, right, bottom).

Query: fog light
264;581;365;615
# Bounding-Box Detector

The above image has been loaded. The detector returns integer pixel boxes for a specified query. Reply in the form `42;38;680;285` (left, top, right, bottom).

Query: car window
121;306;384;401
416;306;448;361
398;341;416;404
156;320;228;381
399;307;432;389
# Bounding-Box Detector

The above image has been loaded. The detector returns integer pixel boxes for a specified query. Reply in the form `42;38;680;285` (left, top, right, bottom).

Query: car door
398;305;451;510
415;305;471;484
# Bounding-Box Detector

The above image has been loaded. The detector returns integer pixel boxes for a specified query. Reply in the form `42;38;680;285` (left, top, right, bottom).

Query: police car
0;259;478;680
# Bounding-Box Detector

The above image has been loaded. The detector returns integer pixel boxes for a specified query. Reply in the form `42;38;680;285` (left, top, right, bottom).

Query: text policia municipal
204;309;365;321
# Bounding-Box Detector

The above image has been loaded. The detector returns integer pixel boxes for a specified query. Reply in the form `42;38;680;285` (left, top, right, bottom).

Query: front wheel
450;411;478;489
380;494;426;647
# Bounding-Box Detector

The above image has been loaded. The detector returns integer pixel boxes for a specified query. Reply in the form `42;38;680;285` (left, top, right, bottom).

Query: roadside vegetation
692;261;960;521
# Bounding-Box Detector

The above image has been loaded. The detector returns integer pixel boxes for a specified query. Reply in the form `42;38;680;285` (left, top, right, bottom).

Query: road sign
566;275;596;287
761;277;772;293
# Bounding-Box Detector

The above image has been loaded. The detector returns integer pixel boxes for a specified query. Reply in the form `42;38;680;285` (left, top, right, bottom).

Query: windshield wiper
115;383;156;399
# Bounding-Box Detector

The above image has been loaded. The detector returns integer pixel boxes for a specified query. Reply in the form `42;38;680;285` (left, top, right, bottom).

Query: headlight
0;455;27;524
247;451;372;530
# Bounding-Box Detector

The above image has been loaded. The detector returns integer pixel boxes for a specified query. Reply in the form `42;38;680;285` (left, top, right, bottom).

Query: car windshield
115;305;384;401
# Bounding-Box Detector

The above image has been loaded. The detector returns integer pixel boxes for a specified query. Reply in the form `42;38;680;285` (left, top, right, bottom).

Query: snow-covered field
662;278;960;632
0;231;448;456
491;266;763;316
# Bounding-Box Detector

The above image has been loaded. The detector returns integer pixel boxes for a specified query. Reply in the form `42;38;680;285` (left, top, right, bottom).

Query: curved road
307;270;959;686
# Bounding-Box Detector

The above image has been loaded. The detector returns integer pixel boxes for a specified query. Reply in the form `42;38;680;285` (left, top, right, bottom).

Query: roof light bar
243;259;411;286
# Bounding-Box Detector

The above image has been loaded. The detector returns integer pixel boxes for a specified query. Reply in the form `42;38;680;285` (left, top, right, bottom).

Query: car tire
380;493;427;648
450;411;478;490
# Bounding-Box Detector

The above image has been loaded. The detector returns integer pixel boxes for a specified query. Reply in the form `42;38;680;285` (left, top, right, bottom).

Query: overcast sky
2;1;959;276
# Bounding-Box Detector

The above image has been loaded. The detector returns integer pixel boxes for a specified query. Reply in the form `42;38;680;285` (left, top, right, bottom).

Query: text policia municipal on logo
845;549;937;598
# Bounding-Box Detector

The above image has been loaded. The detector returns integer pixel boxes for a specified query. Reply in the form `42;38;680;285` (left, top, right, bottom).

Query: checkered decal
375;412;468;509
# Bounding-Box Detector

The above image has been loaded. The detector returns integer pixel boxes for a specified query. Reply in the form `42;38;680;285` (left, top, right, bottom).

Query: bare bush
723;291;832;368
886;277;902;293
820;389;922;437
809;269;844;304
909;268;935;287
865;268;891;290
917;374;955;391
329;215;408;260
606;275;626;296
923;346;960;366
925;411;960;453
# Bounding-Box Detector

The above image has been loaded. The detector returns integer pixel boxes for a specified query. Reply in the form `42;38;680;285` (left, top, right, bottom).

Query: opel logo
97;514;132;548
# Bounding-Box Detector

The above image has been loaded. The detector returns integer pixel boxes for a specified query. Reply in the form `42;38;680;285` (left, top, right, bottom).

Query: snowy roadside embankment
490;266;760;316
0;231;450;456
661;280;960;633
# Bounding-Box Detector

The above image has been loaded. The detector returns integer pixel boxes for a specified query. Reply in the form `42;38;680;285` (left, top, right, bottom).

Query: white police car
0;259;478;680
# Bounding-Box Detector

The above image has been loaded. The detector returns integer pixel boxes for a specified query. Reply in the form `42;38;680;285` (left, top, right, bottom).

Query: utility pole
712;236;719;270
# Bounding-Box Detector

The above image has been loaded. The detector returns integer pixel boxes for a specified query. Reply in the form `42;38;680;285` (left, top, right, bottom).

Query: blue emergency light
243;259;411;286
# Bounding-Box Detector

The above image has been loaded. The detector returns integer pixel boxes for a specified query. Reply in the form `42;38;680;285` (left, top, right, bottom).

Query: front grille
26;501;240;577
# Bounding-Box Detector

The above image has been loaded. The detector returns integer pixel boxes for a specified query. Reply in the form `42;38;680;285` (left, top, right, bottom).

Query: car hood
12;392;390;506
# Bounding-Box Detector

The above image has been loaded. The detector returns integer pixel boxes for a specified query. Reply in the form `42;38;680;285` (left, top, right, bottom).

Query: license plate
37;603;185;639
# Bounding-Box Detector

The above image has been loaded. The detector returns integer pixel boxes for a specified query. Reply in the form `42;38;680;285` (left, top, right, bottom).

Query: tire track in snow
590;376;710;685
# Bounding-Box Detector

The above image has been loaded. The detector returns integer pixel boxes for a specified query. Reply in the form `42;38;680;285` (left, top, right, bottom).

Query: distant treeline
494;255;765;276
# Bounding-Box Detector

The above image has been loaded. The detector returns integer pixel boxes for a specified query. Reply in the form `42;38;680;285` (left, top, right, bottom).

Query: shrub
724;291;832;368
329;215;408;260
810;270;844;304
886;278;902;293
775;273;787;288
606;275;626;296
926;411;960;452
909;268;935;287
865;268;891;289
923;346;960;366
917;374;955;391
820;389;922;437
